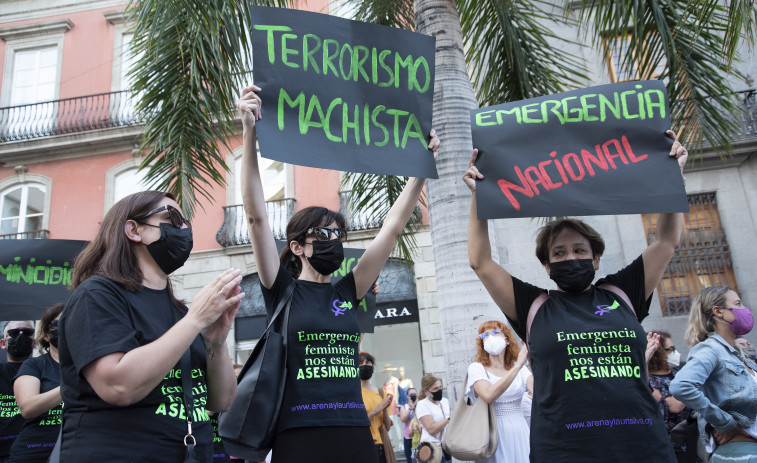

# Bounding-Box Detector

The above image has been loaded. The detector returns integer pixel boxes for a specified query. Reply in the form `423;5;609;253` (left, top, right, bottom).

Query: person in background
670;286;757;462
467;321;532;463
735;337;757;362
10;304;63;463
415;374;451;462
647;330;692;460
400;387;419;463
360;352;393;463
0;321;35;463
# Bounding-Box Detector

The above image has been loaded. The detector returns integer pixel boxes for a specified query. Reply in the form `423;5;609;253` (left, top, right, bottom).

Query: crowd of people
0;82;754;463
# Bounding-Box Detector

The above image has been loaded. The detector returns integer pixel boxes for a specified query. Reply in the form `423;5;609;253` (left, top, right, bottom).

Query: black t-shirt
262;265;369;432
0;362;23;457
10;353;61;462
58;276;212;462
508;256;675;463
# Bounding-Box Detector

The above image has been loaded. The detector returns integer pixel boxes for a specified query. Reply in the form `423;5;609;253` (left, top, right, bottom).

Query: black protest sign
471;80;689;219
0;239;87;320
251;6;437;178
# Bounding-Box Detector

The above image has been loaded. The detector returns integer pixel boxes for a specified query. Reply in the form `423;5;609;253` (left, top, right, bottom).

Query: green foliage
127;0;290;218
459;0;588;105
574;0;743;156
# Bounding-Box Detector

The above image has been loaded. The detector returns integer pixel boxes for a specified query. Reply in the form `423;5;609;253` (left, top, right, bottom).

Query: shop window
642;192;738;316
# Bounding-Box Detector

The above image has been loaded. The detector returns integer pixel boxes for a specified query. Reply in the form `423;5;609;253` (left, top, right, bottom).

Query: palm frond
577;0;742;156
341;172;423;267
128;0;291;218
459;0;589;105
337;0;415;29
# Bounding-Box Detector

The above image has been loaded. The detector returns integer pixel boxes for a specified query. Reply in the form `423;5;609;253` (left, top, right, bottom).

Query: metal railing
216;199;295;247
0;230;49;240
0;91;141;142
737;89;757;137
339;192;385;231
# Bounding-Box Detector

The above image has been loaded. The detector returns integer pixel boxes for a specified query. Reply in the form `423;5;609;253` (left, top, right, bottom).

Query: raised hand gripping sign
251;6;438;179
471;81;688;219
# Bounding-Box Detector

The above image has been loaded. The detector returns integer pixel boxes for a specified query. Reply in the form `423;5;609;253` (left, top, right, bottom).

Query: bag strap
266;282;296;334
525;284;636;345
179;348;198;462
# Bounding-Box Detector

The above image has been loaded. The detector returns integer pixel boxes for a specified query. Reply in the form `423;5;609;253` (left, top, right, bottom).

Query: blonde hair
685;286;732;347
420;374;442;400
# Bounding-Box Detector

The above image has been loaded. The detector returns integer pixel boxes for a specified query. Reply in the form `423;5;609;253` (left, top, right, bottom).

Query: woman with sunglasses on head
463;132;689;463
236;84;440;463
670;287;757;462
57;191;243;462
10;303;63;463
466;321;532;463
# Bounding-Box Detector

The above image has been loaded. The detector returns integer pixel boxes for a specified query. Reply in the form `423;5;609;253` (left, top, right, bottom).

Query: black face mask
359;365;374;380
307;239;344;276
431;389;443;401
409;393;417;402
549;258;595;293
145;223;193;275
6;333;33;359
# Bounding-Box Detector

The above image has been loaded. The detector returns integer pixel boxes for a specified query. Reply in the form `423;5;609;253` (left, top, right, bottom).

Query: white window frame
105;10;136;93
0;19;70;107
104;157;153;212
0;173;53;236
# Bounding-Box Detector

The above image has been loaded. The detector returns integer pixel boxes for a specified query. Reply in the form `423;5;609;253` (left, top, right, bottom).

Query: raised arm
641;130;687;298
464;149;517;322
352;131;440;299
472;347;528;404
237;85;280;289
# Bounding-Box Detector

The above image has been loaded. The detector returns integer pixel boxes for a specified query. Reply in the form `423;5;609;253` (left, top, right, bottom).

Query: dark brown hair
71;191;184;309
475;320;520;369
358;351;376;365
535;218;605;265
37;302;64;353
279;206;347;278
647;330;672;372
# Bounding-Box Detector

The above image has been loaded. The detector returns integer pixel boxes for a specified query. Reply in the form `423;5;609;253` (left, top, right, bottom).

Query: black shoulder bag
218;282;295;461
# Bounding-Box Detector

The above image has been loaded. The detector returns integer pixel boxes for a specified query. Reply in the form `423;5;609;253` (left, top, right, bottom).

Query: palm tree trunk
415;0;504;404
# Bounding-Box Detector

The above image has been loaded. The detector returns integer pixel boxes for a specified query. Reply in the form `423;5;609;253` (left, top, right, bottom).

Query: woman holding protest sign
463;130;688;462
237;83;439;463
57;191;241;462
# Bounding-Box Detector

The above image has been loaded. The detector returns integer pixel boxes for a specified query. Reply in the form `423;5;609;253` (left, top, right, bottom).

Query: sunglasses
479;329;502;340
7;328;34;338
133;205;191;229
306;227;346;242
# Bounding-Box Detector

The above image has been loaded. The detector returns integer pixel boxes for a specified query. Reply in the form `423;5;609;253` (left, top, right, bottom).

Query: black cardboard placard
0;239;87;319
471;80;688;219
251;6;437;178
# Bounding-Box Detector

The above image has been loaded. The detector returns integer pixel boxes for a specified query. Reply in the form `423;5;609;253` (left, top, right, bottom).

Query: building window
0;183;47;239
113;167;150;203
642;192;738;316
604;34;666;83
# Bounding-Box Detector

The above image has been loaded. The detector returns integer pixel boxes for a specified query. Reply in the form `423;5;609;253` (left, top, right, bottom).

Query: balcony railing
0;91;141;142
0;230;49;240
216;199;295;247
737;89;757;138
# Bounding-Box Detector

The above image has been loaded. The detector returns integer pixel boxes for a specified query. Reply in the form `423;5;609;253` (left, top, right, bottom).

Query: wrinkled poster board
251;6;437;178
471;80;688;219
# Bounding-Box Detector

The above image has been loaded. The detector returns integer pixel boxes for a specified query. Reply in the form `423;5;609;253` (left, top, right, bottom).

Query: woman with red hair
466;321;532;462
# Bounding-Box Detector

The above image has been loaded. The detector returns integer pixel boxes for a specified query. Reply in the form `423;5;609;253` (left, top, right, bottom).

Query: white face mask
483;336;507;356
667;350;681;368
